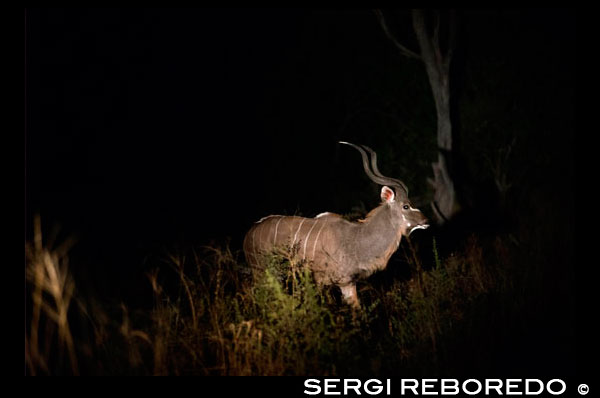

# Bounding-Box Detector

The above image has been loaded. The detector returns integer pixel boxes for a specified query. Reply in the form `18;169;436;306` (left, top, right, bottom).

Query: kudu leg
339;284;360;309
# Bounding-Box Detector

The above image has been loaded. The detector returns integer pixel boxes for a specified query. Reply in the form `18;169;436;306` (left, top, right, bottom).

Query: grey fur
243;143;429;308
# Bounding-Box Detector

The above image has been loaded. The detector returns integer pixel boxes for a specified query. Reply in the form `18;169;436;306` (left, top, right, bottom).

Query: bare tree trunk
376;9;459;223
412;9;458;223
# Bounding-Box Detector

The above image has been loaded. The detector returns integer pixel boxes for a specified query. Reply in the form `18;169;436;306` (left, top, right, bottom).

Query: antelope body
243;142;429;308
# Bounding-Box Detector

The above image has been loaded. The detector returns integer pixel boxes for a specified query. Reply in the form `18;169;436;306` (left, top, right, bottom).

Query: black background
25;8;582;381
26;8;574;247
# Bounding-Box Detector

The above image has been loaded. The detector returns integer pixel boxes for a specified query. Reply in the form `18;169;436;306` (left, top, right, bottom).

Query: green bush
26;219;539;376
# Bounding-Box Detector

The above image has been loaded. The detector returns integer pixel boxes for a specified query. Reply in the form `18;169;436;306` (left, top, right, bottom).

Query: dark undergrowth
24;203;576;376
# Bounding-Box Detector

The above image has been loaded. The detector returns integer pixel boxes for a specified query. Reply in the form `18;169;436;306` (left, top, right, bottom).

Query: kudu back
243;142;429;308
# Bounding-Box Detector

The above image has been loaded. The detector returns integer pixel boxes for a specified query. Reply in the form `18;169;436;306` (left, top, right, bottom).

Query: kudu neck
357;204;402;258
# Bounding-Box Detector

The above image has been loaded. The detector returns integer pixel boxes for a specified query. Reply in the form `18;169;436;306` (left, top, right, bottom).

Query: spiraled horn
362;145;409;196
339;141;408;198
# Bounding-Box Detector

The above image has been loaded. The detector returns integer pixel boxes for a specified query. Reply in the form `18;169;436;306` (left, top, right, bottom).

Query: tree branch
374;9;421;60
412;9;438;76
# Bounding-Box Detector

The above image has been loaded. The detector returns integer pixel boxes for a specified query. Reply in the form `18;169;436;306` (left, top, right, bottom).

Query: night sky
25;9;575;299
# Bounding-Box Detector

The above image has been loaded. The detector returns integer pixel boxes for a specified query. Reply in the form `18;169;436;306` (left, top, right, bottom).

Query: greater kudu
243;142;429;308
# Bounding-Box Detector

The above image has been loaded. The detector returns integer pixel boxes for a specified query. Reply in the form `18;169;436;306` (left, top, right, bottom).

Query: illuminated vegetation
26;213;546;376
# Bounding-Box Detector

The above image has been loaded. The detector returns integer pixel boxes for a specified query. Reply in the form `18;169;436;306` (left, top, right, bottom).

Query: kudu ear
381;186;395;203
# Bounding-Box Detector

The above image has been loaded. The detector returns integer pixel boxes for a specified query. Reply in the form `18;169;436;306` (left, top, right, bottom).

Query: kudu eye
402;204;410;210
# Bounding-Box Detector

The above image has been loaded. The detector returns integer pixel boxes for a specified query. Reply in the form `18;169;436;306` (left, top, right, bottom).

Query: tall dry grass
26;215;524;376
25;215;78;375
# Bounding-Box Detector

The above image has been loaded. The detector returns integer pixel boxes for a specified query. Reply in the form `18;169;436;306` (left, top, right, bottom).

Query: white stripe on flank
252;227;257;257
273;216;283;244
260;221;267;252
302;220;319;260
311;219;328;260
291;218;307;251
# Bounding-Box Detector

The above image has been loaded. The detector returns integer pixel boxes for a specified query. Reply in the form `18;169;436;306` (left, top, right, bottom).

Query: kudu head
339;141;429;236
